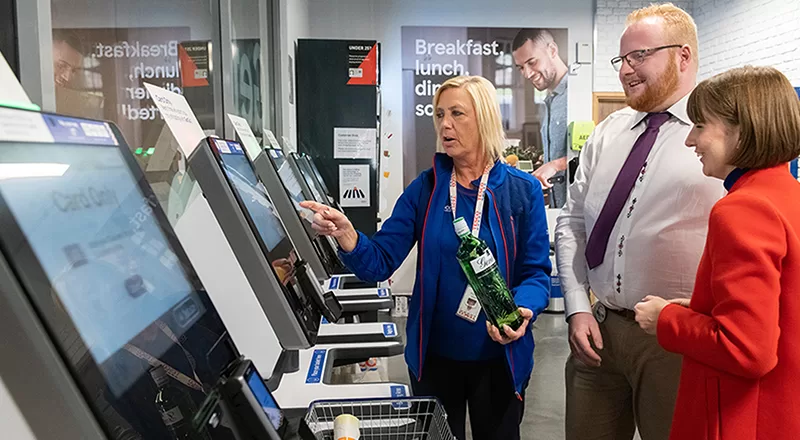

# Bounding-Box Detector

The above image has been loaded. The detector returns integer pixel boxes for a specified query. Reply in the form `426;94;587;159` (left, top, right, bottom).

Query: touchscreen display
246;368;283;430
0;143;202;367
306;157;332;196
214;140;298;285
295;157;326;204
0;111;240;440
270;150;315;224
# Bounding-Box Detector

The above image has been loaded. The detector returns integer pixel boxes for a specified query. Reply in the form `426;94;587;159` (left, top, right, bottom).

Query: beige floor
384;313;642;440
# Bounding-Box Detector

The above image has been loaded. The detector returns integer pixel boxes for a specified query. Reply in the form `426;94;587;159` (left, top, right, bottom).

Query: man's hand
532;157;568;189
487;308;534;345
533;162;559;189
634;295;670;335
568;312;604;367
299;201;359;252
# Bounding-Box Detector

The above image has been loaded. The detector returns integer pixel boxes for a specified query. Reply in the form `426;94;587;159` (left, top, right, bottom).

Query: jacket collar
433;153;507;188
728;164;792;193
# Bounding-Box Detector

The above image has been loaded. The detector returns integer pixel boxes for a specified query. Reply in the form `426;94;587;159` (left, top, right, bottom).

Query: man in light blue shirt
513;29;569;208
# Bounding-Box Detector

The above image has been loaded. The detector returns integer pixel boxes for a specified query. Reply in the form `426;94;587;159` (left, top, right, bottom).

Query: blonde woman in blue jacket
301;75;551;440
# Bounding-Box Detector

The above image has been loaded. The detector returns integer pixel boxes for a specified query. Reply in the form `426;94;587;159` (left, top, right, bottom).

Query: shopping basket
298;397;456;440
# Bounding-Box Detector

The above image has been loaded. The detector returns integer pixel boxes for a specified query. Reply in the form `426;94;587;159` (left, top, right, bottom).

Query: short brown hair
627;3;698;67
687;65;800;169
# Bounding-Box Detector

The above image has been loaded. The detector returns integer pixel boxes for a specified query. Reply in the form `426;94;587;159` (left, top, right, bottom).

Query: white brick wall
594;0;693;92
693;0;800;85
594;0;800;91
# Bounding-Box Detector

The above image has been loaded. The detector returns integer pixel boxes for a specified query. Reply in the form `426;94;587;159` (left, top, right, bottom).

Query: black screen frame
264;148;322;245
303;154;333;198
293;153;329;206
203;138;320;334
0;108;239;439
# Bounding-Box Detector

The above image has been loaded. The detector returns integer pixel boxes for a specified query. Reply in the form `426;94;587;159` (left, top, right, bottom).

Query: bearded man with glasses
555;3;726;440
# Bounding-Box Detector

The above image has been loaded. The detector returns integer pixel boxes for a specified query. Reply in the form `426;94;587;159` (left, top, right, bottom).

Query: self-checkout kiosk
142;83;407;407
186;136;407;408
188;136;402;341
0;108;284;439
285;152;386;295
293;152;341;211
250;144;393;310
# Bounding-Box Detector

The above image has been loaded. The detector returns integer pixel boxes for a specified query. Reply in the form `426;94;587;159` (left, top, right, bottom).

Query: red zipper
487;187;519;396
487;188;510;281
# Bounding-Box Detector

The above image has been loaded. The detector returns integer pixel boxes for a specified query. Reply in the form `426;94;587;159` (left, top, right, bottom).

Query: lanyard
449;161;493;237
124;321;206;393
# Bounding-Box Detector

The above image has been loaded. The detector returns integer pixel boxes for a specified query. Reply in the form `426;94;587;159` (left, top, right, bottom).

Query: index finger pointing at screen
299;200;326;212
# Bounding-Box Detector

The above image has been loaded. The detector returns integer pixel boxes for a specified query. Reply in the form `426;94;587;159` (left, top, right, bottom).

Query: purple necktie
585;112;671;270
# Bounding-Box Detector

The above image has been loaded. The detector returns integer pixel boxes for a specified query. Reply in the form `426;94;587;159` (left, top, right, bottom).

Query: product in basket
333;413;360;440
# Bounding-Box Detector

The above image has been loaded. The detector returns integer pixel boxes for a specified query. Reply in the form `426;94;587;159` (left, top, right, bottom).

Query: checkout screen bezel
205;139;318;328
293;154;329;206
265;148;320;242
0;109;238;439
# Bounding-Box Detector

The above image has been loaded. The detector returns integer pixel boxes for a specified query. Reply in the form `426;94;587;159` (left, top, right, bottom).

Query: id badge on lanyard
451;162;492;324
124;321;206;393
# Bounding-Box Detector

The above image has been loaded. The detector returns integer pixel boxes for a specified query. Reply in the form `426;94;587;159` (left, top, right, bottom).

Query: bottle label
470;250;496;275
161;406;184;426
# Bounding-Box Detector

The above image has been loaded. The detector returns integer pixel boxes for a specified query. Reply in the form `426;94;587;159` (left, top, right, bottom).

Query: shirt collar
724;168;748;191
549;74;568;97
629;90;692;130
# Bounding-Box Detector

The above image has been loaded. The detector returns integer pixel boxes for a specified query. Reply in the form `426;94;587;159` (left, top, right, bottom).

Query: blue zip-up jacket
339;153;551;396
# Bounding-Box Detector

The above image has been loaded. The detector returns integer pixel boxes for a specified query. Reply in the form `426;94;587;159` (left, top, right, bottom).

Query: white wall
693;0;800;85
280;0;310;150
593;0;800;90
307;0;595;292
594;0;693;92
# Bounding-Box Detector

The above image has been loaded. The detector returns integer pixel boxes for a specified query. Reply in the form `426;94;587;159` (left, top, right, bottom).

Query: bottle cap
453;217;470;236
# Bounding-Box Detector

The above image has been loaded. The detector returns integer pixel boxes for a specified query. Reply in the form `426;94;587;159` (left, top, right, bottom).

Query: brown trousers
565;306;682;440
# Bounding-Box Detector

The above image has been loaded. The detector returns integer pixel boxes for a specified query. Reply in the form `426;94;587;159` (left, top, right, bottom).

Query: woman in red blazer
633;65;800;440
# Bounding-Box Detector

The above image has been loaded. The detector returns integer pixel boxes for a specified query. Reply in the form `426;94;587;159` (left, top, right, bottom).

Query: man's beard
626;59;679;112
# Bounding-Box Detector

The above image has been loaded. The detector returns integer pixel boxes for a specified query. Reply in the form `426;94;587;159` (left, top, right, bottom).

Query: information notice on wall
333;127;376;159
338;164;370;208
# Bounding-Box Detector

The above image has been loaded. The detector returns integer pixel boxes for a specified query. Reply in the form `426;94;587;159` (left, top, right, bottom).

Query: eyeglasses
610;45;682;72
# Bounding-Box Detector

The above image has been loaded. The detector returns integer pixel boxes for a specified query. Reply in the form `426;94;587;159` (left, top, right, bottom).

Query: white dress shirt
555;93;726;317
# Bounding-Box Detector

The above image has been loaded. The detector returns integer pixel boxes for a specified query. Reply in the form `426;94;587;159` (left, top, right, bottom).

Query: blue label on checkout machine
377;288;390;298
391;385;407;398
305;349;327;384
390;385;410;409
42;114;119;146
329;277;340;289
382;323;397;337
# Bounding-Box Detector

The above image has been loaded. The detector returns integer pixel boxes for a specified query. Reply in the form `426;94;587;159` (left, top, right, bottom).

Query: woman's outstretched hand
299;201;359;252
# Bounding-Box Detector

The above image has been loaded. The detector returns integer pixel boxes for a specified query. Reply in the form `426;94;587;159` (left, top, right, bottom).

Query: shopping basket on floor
298;397;456;440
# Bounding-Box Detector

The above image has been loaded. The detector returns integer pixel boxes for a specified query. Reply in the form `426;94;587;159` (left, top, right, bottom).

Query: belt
593;303;636;323
606;307;636;321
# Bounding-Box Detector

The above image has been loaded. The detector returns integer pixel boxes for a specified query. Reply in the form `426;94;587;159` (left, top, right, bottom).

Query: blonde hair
627;3;699;67
432;76;506;164
687;65;800;169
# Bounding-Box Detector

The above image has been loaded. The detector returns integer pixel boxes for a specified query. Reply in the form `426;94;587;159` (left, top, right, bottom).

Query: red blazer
658;165;800;440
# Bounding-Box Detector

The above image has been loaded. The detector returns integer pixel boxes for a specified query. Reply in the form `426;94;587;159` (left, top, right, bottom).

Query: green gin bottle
454;217;523;334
